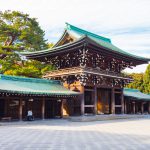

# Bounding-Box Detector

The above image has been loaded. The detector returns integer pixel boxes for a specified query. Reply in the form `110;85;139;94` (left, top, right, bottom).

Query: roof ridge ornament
65;22;71;30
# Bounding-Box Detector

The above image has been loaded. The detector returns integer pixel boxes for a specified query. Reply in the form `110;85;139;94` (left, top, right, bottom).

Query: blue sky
0;0;150;73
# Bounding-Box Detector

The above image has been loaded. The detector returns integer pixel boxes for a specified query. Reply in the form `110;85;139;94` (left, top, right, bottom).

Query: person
27;110;34;121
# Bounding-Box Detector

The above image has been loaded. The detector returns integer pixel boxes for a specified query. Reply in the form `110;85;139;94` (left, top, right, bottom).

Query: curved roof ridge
65;22;111;43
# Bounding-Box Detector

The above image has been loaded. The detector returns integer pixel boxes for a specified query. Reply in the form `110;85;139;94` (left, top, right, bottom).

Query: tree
0;10;48;59
0;10;54;78
125;65;150;94
126;73;144;91
143;64;150;93
0;58;55;78
47;43;54;48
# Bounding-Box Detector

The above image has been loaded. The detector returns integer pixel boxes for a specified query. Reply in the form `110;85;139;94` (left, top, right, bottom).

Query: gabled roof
21;23;150;63
124;88;150;101
54;22;111;47
57;23;149;61
66;22;111;43
0;74;80;96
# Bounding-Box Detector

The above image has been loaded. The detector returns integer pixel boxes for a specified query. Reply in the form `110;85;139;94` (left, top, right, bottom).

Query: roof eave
21;34;149;64
21;36;86;59
84;36;150;64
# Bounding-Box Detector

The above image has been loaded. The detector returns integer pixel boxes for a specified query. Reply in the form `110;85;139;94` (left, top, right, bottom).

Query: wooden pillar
121;89;124;114
4;98;8;117
80;86;85;115
42;97;45;120
61;99;64;118
133;102;135;114
148;102;150;114
94;86;97;115
19;98;23;121
124;100;127;114
135;102;137;114
141;102;144;114
111;88;115;114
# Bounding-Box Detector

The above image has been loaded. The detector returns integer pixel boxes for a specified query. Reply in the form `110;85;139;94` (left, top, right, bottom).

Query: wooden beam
114;91;122;94
84;105;95;107
85;89;95;91
115;105;122;107
43;67;131;80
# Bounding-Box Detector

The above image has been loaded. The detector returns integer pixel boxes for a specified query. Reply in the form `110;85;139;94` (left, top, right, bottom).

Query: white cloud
111;33;150;56
124;64;149;73
0;0;150;73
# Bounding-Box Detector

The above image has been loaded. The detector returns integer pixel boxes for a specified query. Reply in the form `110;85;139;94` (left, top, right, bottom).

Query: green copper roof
0;74;80;96
21;23;150;62
65;23;111;43
88;36;149;60
65;23;149;61
124;88;150;101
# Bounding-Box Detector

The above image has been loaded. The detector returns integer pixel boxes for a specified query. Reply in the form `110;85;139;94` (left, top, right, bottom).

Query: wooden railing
43;67;131;80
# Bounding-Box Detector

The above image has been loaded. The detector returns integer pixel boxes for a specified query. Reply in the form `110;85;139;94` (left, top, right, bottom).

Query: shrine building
22;23;150;116
0;23;150;121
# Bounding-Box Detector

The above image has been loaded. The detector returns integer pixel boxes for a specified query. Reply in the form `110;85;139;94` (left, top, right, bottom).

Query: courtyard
0;118;150;150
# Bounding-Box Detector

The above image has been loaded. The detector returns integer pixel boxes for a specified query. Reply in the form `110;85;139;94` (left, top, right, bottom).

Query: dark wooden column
124;100;127;114
121;89;124;114
80;86;85;115
148;102;150;114
94;86;97;115
42;97;45;120
111;88;115;114
141;102;144;114
61;99;64;118
19;98;23;121
4;98;8;117
133;102;135;114
147;102;150;114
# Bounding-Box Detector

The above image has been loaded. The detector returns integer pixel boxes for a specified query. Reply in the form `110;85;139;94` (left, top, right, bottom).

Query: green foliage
0;10;54;78
127;73;144;90
0;10;48;59
0;56;55;78
143;65;150;93
126;64;150;94
47;43;54;48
